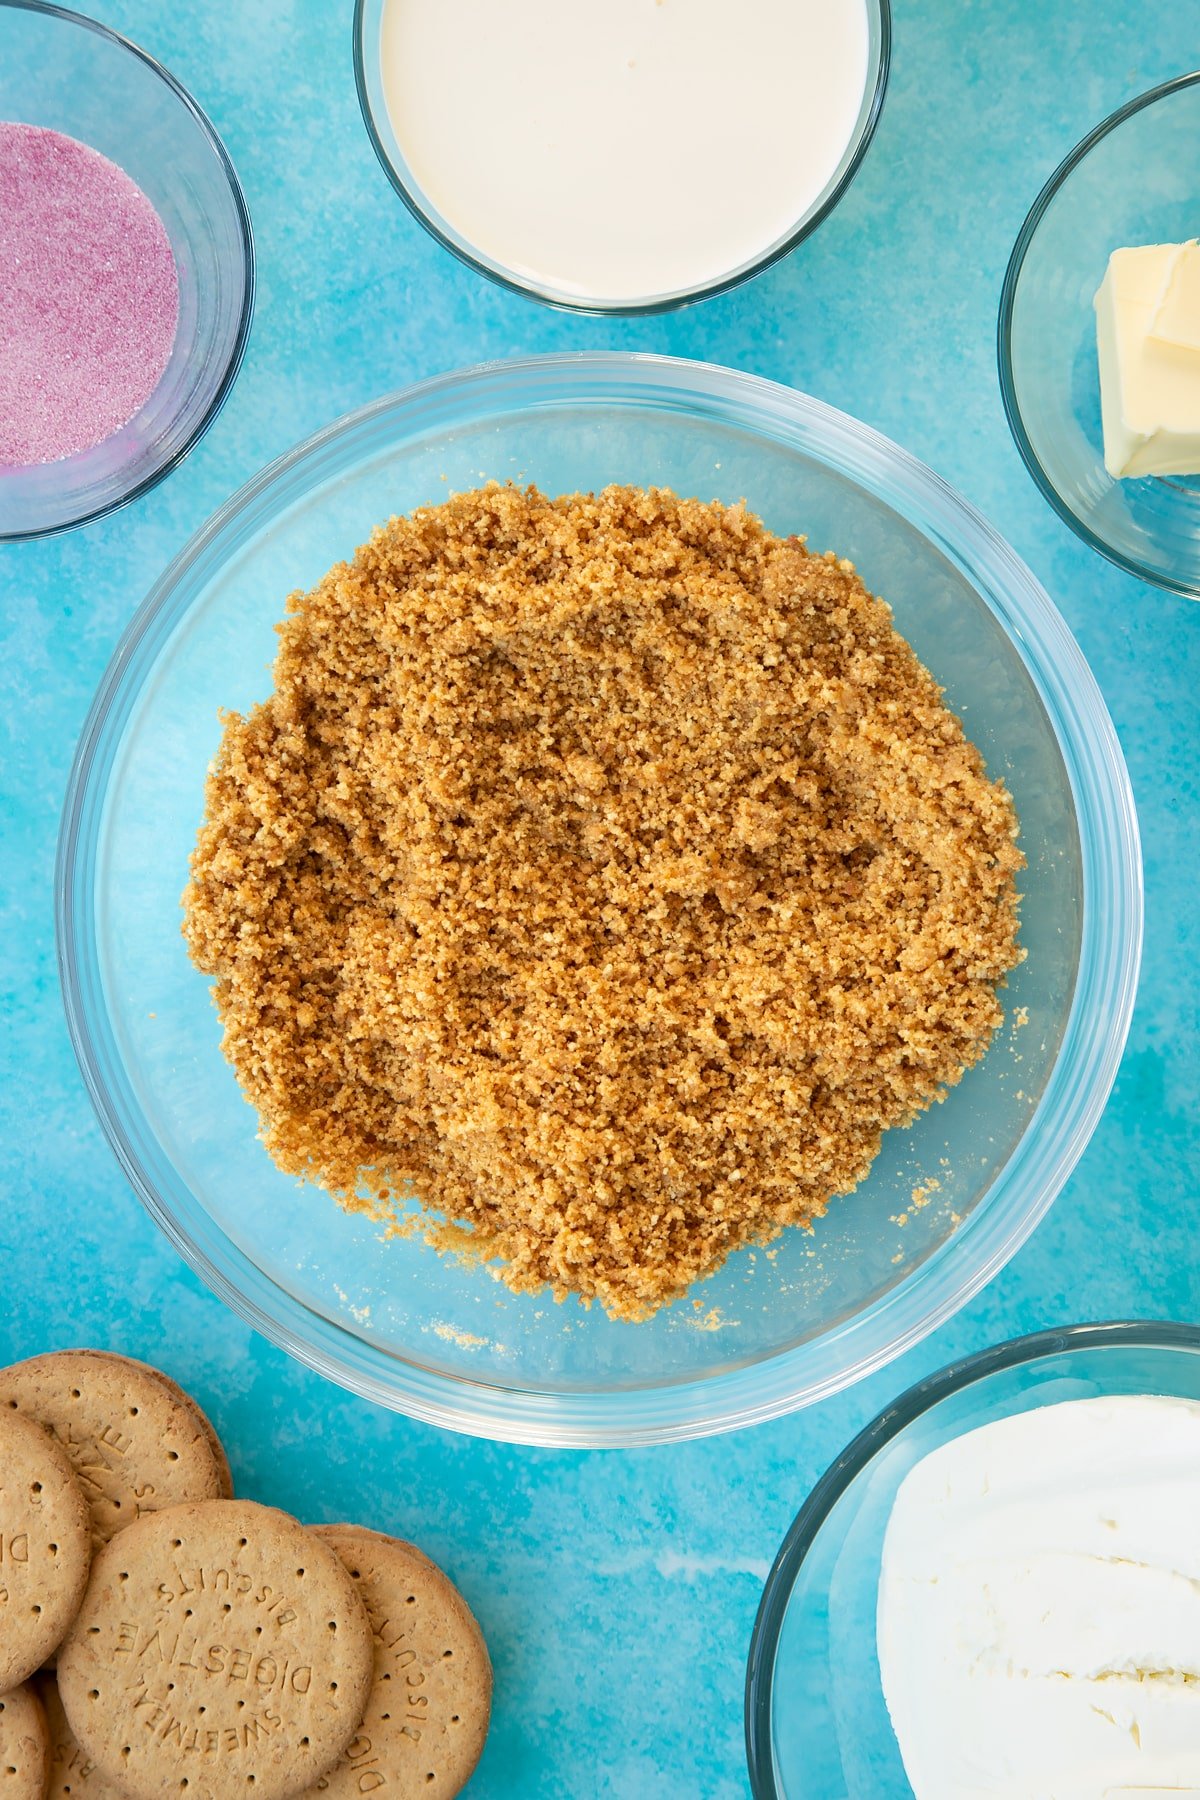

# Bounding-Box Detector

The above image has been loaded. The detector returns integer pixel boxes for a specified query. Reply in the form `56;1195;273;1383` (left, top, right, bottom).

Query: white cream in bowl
378;0;871;305
878;1395;1200;1798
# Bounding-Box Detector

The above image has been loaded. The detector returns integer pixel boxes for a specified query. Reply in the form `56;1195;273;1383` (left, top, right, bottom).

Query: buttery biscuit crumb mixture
183;485;1023;1320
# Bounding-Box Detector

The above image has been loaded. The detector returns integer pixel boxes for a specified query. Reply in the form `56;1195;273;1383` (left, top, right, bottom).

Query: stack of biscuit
0;1351;491;1800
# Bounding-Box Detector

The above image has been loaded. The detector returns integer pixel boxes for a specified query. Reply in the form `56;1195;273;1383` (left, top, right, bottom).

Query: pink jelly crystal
0;122;180;467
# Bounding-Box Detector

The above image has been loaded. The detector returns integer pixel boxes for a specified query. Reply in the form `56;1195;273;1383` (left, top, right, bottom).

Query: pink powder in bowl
0;122;179;467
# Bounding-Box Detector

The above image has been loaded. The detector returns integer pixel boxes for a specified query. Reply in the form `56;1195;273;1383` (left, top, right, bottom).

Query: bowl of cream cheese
746;1320;1200;1798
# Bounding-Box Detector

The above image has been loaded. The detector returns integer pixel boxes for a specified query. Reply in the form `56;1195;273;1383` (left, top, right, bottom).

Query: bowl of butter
746;1320;1200;1798
999;72;1200;598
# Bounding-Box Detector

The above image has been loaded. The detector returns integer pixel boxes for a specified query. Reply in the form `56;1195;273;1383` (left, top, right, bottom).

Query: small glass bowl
0;0;254;541
745;1321;1200;1798
352;0;890;315
999;72;1200;598
57;354;1140;1447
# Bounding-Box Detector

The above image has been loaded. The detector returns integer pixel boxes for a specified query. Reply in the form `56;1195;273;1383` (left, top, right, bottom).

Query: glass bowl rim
350;0;892;316
0;0;256;543
744;1317;1200;1799
56;350;1142;1447
996;67;1200;599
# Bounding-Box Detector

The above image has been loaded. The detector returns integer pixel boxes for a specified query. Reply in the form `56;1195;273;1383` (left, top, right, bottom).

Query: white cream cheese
378;0;870;304
877;1395;1200;1799
1095;242;1200;479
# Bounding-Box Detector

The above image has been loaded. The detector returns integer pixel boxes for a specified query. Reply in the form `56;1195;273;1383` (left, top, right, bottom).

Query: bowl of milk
353;0;890;312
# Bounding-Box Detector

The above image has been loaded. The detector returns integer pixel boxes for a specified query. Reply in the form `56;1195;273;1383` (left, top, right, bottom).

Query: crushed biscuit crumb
182;484;1023;1320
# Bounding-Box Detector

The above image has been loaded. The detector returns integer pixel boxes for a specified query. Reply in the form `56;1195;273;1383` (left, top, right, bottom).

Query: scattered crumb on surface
183;484;1023;1321
428;1322;488;1349
333;1284;373;1326
688;1307;739;1333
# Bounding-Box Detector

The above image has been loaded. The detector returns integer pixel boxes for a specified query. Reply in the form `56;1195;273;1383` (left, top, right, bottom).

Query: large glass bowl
745;1321;1200;1798
999;72;1200;597
56;353;1141;1447
352;0;890;315
0;0;254;541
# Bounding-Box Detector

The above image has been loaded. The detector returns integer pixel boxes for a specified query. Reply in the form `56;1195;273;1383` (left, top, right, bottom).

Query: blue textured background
3;5;1199;1795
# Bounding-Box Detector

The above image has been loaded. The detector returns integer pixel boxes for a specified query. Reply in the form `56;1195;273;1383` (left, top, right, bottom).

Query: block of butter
1095;240;1200;479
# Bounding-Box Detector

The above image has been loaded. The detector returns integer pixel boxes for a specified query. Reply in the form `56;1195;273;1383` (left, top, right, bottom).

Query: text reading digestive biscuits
184;484;1023;1320
377;1614;431;1739
116;1612;308;1761
115;1624;313;1690
108;1562;313;1756
318;1734;390;1791
156;1563;301;1623
318;1616;431;1791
